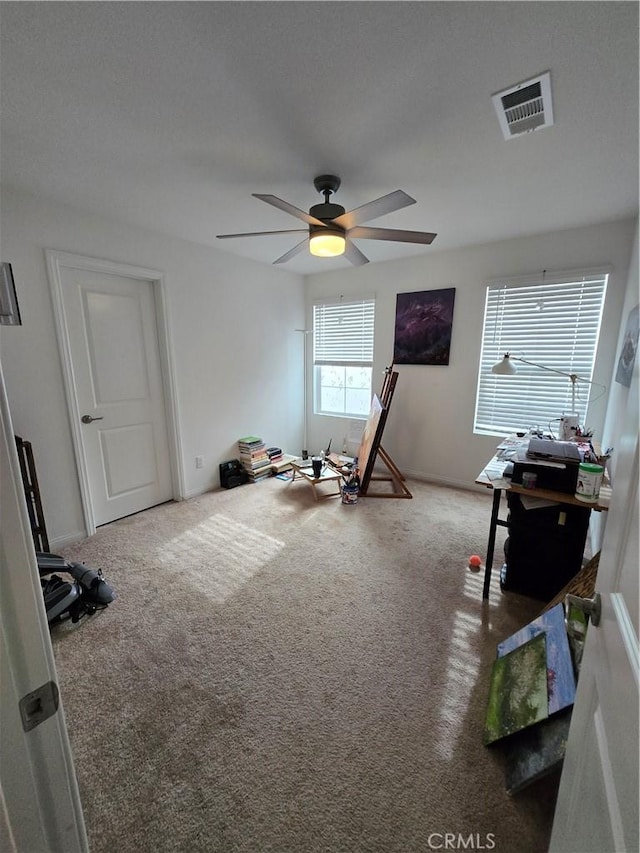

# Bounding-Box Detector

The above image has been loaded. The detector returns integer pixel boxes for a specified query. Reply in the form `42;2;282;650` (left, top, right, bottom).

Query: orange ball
468;554;483;572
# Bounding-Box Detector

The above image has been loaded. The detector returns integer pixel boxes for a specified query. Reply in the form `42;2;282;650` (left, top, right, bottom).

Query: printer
511;439;581;494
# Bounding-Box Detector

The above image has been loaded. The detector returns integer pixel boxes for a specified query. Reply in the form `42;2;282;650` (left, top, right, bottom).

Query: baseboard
190;468;481;499
48;530;87;550
182;485;216;500
392;465;488;494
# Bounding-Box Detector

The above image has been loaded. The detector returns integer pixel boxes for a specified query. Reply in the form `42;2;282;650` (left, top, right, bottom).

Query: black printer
511;440;580;494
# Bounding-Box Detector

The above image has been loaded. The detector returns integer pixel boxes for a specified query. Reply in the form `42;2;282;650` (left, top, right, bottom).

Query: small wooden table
290;460;343;501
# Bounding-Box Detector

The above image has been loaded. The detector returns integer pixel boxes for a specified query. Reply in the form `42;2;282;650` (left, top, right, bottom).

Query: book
275;470;294;481
239;451;270;461
271;453;297;473
238;436;269;477
251;467;272;481
243;459;271;471
238;436;262;445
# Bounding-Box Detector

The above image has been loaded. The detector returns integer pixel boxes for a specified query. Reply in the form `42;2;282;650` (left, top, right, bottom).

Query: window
313;297;375;418
474;270;608;435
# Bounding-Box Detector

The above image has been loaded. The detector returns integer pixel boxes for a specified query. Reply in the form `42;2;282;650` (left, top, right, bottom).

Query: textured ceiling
1;2;638;274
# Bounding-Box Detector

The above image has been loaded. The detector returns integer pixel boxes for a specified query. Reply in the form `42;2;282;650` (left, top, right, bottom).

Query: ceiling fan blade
348;226;437;245
273;238;309;265
217;229;307;239
332;190;416;230
253;194;325;227
344;240;369;266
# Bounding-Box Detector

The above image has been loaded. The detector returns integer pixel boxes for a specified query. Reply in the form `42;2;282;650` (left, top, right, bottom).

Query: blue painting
497;603;575;715
393;288;456;365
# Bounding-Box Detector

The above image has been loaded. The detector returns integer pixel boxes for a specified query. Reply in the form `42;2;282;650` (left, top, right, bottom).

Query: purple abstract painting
393;288;456;365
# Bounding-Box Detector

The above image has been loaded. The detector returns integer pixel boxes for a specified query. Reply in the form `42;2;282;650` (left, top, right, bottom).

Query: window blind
474;272;608;434
313;298;375;365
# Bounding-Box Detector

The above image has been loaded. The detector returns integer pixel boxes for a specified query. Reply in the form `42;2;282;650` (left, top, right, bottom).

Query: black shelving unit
501;491;590;601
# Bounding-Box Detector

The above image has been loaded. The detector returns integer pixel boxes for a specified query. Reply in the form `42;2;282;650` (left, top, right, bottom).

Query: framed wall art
0;262;22;326
615;303;639;388
393;287;455;365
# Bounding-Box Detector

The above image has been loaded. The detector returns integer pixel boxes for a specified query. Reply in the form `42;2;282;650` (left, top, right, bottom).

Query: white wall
2;184;635;545
601;219;639;476
0;187;305;545
588;219;640;551
305;218;637;490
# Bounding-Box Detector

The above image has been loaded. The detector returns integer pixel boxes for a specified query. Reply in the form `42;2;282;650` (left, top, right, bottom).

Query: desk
290;460;343;501
476;451;610;600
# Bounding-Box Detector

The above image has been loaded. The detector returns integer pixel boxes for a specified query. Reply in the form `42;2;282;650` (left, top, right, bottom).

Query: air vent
492;72;554;140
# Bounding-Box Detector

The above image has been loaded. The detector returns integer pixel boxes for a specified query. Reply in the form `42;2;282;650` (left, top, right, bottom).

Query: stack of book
238;436;272;482
266;446;283;465
271;453;297;474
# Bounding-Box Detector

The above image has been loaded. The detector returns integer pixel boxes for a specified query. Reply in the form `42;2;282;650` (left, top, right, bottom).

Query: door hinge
19;681;59;732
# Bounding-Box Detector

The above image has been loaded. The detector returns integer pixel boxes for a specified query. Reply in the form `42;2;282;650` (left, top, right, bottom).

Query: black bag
219;459;248;489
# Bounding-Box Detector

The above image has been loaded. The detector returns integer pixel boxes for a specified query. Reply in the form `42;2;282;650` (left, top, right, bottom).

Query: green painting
484;632;549;746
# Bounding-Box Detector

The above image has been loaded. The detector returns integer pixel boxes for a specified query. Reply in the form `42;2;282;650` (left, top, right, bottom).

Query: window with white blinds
474;271;608;435
313;297;375;418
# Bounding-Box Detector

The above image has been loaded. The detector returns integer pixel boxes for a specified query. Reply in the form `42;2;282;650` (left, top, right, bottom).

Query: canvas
615;303;639;387
393;287;456;365
504;709;572;794
356;394;385;486
484;632;549;746
497;603;575;715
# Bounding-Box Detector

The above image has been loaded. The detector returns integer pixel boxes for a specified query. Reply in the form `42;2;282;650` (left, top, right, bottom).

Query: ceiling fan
216;175;437;266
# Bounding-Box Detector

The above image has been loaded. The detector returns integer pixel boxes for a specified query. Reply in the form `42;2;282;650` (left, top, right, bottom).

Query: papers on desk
483;457;510;481
495;437;528;464
496;436;528;450
294;458;313;469
517;495;560;511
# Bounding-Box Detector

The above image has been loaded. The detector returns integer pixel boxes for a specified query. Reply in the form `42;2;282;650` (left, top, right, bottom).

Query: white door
54;263;174;527
0;360;88;851
550;363;639;852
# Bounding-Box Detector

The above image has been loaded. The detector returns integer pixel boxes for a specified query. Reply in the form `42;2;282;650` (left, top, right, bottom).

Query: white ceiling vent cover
492;72;554;140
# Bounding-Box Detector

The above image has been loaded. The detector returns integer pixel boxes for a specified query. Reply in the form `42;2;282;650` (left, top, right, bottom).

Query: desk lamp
491;353;598;422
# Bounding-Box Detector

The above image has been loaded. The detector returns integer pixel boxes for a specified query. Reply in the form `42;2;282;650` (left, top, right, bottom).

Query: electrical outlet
195;455;204;469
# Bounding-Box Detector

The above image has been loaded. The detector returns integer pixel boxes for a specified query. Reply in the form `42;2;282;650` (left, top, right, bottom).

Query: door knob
81;415;104;424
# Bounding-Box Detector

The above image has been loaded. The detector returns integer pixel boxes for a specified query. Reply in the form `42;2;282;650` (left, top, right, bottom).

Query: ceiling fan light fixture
217;177;436;267
309;229;346;258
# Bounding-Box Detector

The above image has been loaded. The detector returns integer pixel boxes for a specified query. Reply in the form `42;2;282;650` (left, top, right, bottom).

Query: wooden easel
360;366;412;499
14;435;50;551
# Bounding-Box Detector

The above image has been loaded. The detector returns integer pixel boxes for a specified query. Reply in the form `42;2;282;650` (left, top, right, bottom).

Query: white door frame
1;359;88;852
45;250;185;537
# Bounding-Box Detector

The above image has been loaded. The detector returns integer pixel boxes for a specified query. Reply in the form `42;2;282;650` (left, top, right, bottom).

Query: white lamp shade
491;354;518;375
309;230;346;257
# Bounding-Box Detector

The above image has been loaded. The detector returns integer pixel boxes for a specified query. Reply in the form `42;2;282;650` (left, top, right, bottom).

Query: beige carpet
54;477;559;852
